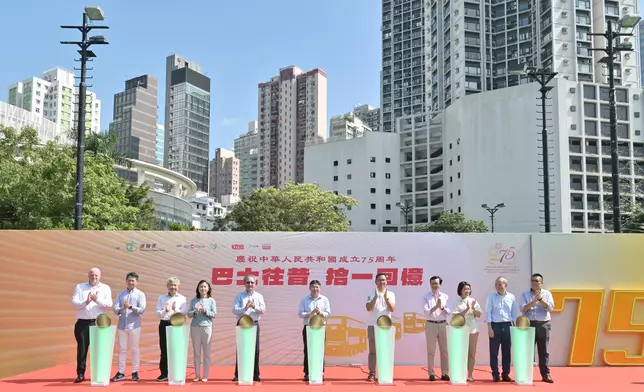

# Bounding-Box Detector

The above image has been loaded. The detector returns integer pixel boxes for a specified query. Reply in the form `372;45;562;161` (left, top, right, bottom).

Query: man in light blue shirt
298;279;331;381
520;273;554;383
485;276;517;383
232;274;266;382
111;272;146;382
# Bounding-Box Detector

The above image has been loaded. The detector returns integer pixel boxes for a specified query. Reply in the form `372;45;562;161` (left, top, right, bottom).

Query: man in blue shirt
111;272;146;382
520;273;554;383
485;276;517;382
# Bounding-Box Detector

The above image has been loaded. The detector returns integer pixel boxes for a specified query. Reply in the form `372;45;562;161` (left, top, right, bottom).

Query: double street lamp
396;200;415;232
481;202;505;233
509;65;557;233
61;6;109;230
588;14;641;233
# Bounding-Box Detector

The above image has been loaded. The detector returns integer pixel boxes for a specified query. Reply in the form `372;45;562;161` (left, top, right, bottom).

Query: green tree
169;222;196;231
0;125;156;230
601;177;644;233
415;211;489;233
217;183;358;231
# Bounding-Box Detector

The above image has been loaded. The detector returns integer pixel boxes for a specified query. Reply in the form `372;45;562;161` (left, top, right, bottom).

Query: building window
449;159;453;166
333;160;338;166
386;219;391;224
368;204;375;210
370;219;376;225
370;157;376;162
347;190;352;195
449;143;453;149
458;189;461;196
385;173;391;179
334;191;338;195
450;192;453;199
457;155;461;162
458;207;461;212
385;157;391;163
333;175;338;181
450;176;453;182
370;172;376;178
347;174;352;180
347;159;352;164
386;204;391;210
371;188;376;194
385;188;391;194
458;172;461;179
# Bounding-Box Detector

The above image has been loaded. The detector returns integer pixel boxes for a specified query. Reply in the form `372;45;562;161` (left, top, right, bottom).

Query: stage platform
1;366;641;391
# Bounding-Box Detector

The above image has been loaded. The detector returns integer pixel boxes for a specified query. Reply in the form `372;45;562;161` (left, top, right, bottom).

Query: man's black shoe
74;374;84;383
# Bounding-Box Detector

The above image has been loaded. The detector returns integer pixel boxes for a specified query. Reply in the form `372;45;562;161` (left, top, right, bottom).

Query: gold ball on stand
238;315;254;329
96;313;111;328
450;314;466;327
309;314;325;330
170;313;186;326
377;315;393;330
516;316;531;329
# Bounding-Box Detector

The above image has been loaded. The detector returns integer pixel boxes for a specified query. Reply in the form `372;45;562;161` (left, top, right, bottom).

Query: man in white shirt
155;276;187;382
71;268;113;383
422;275;451;381
365;272;396;382
111;272;146;382
298;279;331;381
232;274;266;382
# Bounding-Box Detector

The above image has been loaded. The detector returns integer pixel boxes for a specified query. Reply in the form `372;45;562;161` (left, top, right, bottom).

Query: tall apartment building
353;104;381;132
109;75;158;164
7;68;101;137
382;0;640;124
329;112;373;139
209;148;240;202
381;0;425;132
156;124;164;166
233;121;260;195
304;131;401;232
639;20;644;85
257;66;328;188
164;54;211;192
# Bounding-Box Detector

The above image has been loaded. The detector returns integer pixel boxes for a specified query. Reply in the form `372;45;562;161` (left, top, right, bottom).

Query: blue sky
0;0;381;157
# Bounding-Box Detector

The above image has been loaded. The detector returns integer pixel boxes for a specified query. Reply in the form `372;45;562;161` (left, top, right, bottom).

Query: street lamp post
589;14;641;233
481;203;505;233
396;200;415;232
61;6;109;230
509;65;557;233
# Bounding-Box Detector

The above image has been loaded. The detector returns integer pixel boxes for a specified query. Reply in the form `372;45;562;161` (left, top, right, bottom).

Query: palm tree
84;132;131;168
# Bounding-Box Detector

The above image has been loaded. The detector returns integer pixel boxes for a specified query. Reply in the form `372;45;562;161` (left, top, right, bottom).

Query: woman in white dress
454;281;482;382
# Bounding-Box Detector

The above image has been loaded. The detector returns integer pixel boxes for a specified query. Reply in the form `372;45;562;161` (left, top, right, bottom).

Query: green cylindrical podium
306;326;326;385
446;325;470;385
236;325;258;385
166;325;190;386
374;325;396;385
89;325;117;386
511;326;535;385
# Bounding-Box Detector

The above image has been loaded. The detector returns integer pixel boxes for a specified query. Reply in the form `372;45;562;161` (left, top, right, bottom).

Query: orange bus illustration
403;312;426;334
391;316;402;340
325;316;368;356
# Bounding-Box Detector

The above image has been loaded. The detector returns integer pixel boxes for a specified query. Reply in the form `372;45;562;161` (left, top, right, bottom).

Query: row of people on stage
71;269;554;384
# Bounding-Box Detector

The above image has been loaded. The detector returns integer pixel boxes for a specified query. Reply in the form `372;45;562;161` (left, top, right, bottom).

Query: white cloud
221;117;238;126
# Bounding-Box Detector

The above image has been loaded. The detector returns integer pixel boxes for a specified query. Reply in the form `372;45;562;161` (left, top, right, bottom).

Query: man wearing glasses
232;274;265;382
520;273;554;383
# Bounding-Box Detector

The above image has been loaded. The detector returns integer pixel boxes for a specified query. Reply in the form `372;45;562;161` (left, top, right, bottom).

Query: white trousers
117;328;141;373
191;325;212;379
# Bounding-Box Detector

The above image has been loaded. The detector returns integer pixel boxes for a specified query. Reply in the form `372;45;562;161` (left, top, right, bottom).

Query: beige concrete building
257;65;327;188
209;147;240;202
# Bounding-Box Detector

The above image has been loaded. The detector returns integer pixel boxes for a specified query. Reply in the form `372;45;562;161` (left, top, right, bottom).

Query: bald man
71;268;113;383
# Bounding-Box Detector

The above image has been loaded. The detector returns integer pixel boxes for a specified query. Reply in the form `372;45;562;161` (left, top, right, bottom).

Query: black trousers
531;321;551;376
489;322;512;377
158;320;171;376
302;326;326;376
234;323;260;379
74;319;96;375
